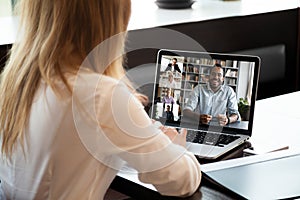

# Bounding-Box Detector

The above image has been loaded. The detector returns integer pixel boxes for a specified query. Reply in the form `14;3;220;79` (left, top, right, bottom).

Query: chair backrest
234;44;286;99
235;44;285;83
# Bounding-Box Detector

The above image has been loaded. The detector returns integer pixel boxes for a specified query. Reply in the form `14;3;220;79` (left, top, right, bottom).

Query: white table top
0;16;18;45
1;0;299;45
128;0;300;30
251;91;300;152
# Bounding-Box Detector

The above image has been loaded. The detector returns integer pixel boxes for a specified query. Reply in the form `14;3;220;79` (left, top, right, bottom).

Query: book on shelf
187;57;196;63
214;59;226;66
225;60;238;68
225;69;238;77
232;60;238;68
195;59;201;64
227;79;236;85
200;58;214;65
225;60;233;67
225;69;231;77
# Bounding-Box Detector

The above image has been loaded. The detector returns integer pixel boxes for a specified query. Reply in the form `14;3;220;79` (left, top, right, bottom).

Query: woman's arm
96;80;201;197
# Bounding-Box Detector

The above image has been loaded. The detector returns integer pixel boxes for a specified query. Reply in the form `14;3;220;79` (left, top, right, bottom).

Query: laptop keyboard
186;130;240;147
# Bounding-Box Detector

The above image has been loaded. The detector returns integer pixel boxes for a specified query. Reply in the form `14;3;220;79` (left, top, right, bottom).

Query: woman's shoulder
67;69;122;88
69;69;130;99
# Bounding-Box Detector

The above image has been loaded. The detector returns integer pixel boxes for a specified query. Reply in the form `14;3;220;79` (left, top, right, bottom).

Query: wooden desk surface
110;92;300;199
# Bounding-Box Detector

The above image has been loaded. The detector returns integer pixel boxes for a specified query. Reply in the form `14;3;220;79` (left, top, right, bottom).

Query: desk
250;91;300;152
129;0;299;30
110;91;300;199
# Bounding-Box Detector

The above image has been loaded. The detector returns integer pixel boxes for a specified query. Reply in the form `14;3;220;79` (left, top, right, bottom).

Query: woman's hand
151;120;187;147
160;126;187;148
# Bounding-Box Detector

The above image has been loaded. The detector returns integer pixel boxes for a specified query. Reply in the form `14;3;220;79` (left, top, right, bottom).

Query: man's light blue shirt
184;83;240;118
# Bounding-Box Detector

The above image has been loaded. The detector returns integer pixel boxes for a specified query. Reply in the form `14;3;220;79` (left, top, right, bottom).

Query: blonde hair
0;0;137;157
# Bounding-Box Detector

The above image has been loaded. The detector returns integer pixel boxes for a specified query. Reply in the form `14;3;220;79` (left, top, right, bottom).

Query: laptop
150;49;260;159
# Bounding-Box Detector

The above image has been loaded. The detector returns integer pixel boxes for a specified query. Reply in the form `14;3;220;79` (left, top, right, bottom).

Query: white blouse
0;70;201;199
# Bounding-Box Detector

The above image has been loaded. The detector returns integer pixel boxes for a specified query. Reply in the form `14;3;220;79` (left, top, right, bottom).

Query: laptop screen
150;49;260;136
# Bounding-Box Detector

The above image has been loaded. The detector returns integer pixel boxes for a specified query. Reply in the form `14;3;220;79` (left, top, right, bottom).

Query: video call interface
151;53;257;131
